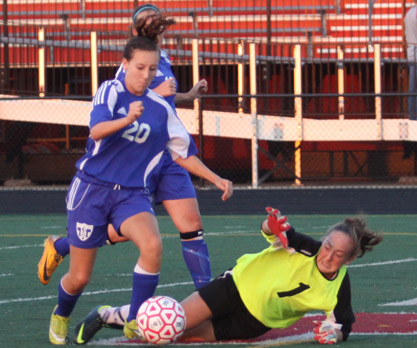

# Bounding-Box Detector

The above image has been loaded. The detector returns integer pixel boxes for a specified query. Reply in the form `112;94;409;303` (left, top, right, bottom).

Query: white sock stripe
133;263;160;275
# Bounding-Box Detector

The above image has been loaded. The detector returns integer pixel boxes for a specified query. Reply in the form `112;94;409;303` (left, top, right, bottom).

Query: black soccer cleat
73;305;111;345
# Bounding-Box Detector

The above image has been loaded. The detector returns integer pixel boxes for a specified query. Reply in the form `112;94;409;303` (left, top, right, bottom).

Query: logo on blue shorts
76;222;94;241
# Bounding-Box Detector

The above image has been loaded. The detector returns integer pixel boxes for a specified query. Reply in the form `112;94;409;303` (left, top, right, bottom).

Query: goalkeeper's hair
130;5;176;44
324;218;383;258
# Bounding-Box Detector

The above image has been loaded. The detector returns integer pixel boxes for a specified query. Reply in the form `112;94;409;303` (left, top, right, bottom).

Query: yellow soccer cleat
38;235;64;285
49;305;70;345
123;319;144;340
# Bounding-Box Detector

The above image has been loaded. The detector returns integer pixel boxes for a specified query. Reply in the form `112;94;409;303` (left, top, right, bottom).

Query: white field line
380;298;417;307
352;332;417;335
91;333;315;346
91;328;417;346
0;243;43;250
1;258;415;306
0;281;193;305
348;258;417;268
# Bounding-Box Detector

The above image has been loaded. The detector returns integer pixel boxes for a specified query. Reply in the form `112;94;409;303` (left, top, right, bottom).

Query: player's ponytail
133;14;176;44
130;5;176;45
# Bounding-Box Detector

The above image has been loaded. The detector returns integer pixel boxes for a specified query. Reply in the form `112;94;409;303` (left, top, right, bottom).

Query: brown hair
123;36;159;61
131;11;176;44
325;217;383;258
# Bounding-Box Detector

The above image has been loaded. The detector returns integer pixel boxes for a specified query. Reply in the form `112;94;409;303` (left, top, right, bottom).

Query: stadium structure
1;0;417;187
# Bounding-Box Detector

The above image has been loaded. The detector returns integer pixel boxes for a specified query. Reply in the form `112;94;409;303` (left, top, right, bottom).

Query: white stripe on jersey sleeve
115;63;125;80
160;50;171;65
92;80;124;118
146;90;191;160
143;150;164;188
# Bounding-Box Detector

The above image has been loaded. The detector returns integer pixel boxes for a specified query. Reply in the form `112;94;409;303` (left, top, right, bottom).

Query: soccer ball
136;296;186;345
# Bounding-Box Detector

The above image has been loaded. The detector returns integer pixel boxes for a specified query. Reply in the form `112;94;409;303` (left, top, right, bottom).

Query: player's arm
90;101;144;140
332;273;355;341
174;79;208;103
260;207;321;255
174;155;233;201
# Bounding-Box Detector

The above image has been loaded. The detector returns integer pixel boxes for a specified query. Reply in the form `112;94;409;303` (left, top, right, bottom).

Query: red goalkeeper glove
265;207;290;248
313;320;340;345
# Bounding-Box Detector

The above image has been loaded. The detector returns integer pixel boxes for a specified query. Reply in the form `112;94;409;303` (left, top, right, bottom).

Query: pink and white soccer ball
136;296;186;345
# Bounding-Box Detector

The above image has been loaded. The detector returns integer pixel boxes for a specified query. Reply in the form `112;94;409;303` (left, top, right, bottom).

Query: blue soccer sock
181;238;212;289
55;280;82;317
127;268;159;322
54;237;70;257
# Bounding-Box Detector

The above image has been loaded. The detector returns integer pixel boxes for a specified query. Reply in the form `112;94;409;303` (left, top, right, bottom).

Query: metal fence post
374;43;382;139
90;31;98;96
192;39;200;133
237;42;244;114
293;44;303;186
38;27;45;98
337;45;345;120
249;43;259;188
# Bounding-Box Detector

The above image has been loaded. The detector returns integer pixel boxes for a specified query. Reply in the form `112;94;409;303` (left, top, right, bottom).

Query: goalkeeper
74;207;382;344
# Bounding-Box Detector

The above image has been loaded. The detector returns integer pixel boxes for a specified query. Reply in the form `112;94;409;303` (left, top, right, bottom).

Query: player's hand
215;178;233;201
189;79;208;99
313;320;339;345
153;78;176;97
265;207;290;248
126;101;144;123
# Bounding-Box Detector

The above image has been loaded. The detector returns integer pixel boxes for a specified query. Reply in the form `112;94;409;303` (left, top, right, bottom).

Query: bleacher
1;0;410;62
1;1;417;185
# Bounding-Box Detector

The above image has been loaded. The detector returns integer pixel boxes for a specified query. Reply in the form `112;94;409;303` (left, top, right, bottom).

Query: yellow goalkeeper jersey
232;231;348;329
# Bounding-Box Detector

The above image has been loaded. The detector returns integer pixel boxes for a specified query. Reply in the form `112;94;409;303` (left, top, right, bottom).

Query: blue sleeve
90;81;119;128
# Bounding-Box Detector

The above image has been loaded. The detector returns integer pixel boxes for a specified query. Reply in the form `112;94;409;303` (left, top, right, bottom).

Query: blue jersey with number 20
76;79;197;188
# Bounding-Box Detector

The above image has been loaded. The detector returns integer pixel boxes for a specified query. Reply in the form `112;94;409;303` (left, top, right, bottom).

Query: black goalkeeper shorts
197;270;270;340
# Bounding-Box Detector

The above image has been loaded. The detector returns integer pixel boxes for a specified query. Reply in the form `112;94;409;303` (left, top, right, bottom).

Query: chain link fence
1;0;416;187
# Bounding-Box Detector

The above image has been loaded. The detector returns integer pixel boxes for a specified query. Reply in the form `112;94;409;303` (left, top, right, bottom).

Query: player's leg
107;224;129;243
180;291;215;341
74;304;130;344
51;174;110;344
75;292;216;345
50;246;98;345
162;198;212;289
151;154;212;289
118;210;162;339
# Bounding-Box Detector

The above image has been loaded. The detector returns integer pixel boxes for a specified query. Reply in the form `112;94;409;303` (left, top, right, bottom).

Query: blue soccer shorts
66;172;154;249
152;153;196;205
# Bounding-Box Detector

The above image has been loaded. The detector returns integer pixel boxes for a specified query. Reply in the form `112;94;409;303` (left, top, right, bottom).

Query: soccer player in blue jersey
74;208;382;345
39;4;216;295
48;36;232;345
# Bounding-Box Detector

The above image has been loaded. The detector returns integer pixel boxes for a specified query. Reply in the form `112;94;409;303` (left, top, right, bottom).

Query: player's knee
177;216;202;232
142;236;163;258
71;272;92;290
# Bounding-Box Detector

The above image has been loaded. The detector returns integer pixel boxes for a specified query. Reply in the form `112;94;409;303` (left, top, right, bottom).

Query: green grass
0;213;416;347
